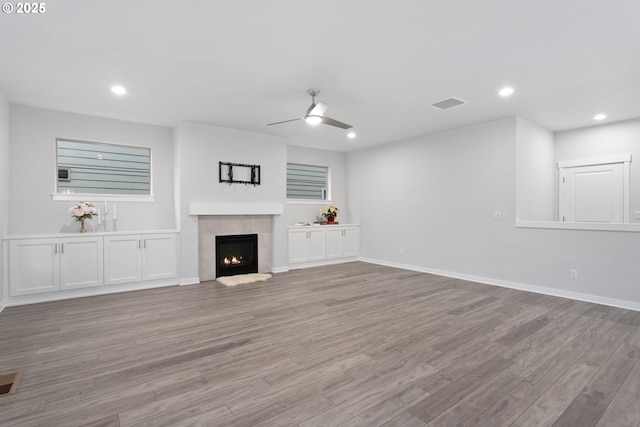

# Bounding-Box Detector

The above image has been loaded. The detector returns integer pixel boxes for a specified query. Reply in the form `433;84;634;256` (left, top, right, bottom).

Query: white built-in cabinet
9;236;103;296
326;227;359;259
288;224;359;267
6;231;177;303
104;233;177;285
288;228;327;263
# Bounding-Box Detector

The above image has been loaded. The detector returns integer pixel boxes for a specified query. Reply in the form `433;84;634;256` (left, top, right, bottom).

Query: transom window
286;163;328;200
56;138;151;196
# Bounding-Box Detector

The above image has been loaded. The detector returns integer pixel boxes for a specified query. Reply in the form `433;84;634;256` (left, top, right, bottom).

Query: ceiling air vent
430;97;467;110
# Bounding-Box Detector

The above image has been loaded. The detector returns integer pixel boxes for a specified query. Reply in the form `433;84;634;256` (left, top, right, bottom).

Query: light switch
493;211;502;220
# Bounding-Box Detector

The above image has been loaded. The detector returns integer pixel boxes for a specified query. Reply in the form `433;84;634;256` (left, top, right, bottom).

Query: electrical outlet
635;211;640;219
399;248;404;256
570;269;578;279
493;211;502;220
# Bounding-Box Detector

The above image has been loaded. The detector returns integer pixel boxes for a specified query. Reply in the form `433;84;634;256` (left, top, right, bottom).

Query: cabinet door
307;229;326;261
59;237;104;290
104;235;142;285
341;228;359;257
325;228;343;259
288;229;309;263
142;234;177;281
9;238;60;296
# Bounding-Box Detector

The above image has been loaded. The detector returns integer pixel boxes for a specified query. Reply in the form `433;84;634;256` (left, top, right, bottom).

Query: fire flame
222;256;243;265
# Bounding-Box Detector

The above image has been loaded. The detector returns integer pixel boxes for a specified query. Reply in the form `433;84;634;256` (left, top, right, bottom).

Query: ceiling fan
267;88;353;130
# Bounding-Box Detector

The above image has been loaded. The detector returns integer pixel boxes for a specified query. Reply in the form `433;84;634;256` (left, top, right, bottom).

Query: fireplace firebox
215;234;258;278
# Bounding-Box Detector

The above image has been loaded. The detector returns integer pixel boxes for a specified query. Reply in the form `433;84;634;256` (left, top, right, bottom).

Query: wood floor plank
380;411;427;427
340;385;427;426
504;309;596;377
324;363;436;407
511;362;600;427
468;393;532;426
509;316;617;402
552;343;640;427
425;384;507;426
118;379;266;426
600;353;640;426
1;261;640;426
408;355;513;423
227;371;354;416
594;417;631;427
253;395;334;427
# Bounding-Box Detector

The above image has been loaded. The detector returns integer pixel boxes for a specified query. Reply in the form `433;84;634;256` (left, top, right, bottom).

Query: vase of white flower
68;202;98;233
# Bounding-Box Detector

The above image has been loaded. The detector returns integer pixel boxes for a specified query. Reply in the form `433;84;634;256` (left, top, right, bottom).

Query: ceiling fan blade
267;117;303;126
321;116;353;129
309;101;328;117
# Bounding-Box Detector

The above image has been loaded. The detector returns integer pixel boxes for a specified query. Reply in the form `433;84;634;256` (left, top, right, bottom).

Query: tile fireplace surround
198;215;273;281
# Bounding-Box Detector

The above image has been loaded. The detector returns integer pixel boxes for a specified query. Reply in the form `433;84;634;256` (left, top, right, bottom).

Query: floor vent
430;97;467;110
0;371;22;397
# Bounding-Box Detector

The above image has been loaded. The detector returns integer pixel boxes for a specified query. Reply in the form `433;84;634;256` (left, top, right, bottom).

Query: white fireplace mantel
189;202;284;216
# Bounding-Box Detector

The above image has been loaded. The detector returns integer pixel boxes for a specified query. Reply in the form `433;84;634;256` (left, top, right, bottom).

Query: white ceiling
1;1;639;152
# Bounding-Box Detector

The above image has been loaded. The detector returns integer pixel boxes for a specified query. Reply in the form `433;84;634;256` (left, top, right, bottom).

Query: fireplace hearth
215;234;258;278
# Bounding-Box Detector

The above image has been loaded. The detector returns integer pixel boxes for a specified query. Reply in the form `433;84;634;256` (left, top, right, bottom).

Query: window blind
286;163;327;200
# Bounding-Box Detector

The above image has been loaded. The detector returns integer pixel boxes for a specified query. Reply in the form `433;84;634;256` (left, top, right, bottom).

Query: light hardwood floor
1;262;640;426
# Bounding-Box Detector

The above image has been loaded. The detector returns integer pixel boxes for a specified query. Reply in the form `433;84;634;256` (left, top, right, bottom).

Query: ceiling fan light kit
305;115;323;125
268;88;353;131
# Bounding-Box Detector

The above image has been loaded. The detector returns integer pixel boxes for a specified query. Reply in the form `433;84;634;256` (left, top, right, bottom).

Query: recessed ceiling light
111;85;127;95
593;113;607;121
499;87;514;97
347;131;356;139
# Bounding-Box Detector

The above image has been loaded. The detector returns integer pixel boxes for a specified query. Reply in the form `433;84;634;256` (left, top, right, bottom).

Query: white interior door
559;162;625;223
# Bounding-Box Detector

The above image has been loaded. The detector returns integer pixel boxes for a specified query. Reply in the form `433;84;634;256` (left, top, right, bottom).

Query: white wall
286;145;348;225
174;122;288;283
348;117;640;310
348;118;517;274
516;117;555;221
9;106;175;234
555;118;640;222
0;92;10;306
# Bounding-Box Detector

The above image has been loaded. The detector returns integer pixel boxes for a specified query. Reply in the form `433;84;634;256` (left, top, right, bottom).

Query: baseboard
360;257;640;312
288;257;359;271
179;277;201;286
0;298;5;314
6;279;180;307
272;266;289;274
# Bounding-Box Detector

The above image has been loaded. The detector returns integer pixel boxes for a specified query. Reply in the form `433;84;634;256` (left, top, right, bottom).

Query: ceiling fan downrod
307;88;320;105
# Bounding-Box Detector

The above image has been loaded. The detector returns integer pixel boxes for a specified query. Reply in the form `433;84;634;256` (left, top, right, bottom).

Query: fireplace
215;234;258;277
198;215;273;282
